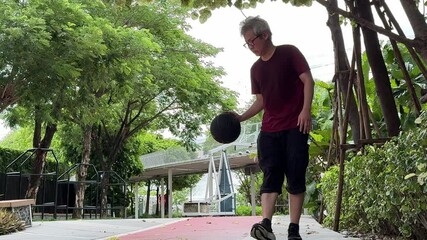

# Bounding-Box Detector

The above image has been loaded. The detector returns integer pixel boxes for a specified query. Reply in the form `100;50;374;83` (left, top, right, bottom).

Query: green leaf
309;132;323;142
418;172;427;185
190;11;199;20
417;163;426;171
315;80;333;90
404;173;416;180
199;8;212;23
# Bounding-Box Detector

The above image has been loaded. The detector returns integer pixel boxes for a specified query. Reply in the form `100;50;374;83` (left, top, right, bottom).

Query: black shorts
257;127;309;195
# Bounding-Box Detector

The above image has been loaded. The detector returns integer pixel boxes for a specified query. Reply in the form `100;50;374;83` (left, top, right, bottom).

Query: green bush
236;205;262;216
0;148;26;173
0;147;64;173
172;210;183;218
320;112;427;239
0;210;25;235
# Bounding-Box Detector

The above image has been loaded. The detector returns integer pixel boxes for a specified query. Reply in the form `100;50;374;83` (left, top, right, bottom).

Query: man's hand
297;109;312;134
227;111;243;122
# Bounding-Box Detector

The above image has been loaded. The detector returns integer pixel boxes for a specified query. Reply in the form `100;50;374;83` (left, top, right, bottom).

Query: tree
354;0;400;136
399;0;427;61
80;0;238;216
1;0;117;199
1;0;237;216
325;0;361;143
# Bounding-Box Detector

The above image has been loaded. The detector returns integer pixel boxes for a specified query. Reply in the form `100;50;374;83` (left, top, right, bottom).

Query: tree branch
127;97;178;137
315;0;419;48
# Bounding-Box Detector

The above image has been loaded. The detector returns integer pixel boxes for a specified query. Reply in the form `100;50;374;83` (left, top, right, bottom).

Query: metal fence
140;122;261;169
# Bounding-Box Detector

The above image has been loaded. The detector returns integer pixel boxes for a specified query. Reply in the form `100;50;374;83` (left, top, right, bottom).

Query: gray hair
239;16;272;39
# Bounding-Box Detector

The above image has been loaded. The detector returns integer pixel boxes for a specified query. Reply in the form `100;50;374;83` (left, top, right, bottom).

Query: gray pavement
0;215;359;240
0;218;180;240
270;215;359;240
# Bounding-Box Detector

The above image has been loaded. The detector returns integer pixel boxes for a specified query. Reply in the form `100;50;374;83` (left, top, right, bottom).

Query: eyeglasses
243;35;262;48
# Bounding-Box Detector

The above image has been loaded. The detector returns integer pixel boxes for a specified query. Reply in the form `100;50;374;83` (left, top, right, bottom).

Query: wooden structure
323;1;427;231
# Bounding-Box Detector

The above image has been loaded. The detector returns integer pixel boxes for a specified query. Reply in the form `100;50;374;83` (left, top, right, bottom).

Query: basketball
210;112;241;144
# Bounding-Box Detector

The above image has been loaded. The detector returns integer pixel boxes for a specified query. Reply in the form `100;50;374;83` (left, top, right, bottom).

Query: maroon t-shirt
251;45;310;132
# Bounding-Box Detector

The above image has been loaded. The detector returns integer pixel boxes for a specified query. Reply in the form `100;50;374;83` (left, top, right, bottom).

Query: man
236;16;314;240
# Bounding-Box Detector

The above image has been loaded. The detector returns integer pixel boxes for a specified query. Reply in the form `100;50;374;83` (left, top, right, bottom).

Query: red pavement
119;216;262;240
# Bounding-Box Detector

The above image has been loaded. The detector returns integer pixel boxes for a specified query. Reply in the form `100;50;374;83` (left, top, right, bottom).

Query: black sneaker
288;223;302;240
250;222;276;240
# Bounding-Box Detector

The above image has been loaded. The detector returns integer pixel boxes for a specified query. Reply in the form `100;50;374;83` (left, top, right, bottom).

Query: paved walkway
0;215;359;240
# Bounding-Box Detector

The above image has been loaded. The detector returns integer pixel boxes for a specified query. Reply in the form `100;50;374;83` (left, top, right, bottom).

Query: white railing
141;122;261;169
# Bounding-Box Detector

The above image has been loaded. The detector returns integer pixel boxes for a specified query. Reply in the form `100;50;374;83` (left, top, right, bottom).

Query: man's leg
261;192;278;220
287;192;304;239
251;192;278;239
286;128;309;239
289;192;304;224
251;131;281;239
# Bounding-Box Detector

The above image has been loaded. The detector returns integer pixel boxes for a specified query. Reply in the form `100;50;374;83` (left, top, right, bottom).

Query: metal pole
168;169;172;218
250;167;256;216
160;178;165;218
134;183;139;219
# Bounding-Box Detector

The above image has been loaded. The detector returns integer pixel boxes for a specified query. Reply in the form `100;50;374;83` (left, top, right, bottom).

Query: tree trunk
99;136;122;218
73;125;92;219
33;107;42;147
100;169;110;218
0;84;18;113
98;124;129;217
399;0;427;61
26;123;57;199
326;0;361;143
356;0;400;137
92;124;105;217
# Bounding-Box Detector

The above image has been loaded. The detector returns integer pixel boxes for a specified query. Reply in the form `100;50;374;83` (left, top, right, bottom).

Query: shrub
0;147;62;173
236;205;262;216
320;111;427;239
0;210;25;235
0;148;27;173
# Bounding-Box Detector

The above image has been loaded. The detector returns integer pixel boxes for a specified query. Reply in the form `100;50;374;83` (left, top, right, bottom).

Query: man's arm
237;94;264;122
298;71;315;133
